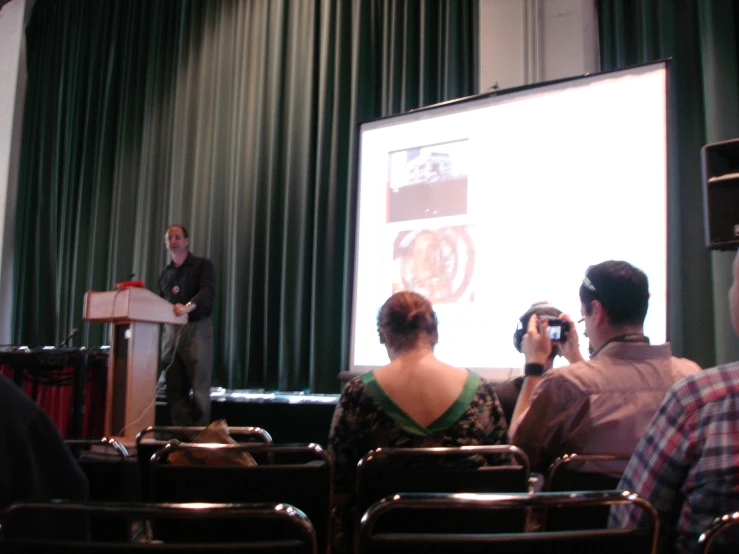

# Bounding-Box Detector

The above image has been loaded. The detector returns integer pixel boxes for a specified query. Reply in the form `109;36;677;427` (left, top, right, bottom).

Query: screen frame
346;59;674;381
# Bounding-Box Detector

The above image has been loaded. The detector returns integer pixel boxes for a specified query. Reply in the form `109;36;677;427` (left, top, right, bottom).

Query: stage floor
155;388;340;446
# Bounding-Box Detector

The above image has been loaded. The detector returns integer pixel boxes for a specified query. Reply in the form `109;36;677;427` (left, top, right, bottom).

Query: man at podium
157;224;216;426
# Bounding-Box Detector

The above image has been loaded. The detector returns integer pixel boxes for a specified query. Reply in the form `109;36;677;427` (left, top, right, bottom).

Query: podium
83;288;187;442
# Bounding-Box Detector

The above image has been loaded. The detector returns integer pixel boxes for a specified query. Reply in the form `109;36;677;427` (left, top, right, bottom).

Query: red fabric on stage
0;358;107;438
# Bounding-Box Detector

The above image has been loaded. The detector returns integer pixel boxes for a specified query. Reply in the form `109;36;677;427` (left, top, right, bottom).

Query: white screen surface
350;63;668;382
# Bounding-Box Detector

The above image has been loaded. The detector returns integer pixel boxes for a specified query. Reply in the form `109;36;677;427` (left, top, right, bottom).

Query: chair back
0;501;316;553
356;445;529;533
358;491;659;554
544;453;630;530
698;511;739;554
149;443;331;554
65;438;138;539
135;425;273;500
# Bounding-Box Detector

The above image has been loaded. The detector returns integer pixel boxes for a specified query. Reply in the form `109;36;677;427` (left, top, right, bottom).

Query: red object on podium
115;280;145;290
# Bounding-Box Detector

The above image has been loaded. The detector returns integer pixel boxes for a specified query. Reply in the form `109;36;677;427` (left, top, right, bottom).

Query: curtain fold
13;0;478;392
598;0;739;367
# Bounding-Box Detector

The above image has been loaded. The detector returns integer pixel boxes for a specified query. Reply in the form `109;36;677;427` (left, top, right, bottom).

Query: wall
479;0;598;92
0;0;32;345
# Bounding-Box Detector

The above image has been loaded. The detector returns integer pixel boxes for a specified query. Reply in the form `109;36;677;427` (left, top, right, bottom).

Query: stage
0;348;340;445
155;388;340;445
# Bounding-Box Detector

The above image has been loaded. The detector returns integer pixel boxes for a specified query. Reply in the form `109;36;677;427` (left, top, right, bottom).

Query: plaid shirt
609;361;739;553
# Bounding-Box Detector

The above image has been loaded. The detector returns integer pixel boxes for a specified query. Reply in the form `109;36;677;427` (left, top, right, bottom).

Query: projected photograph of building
391;225;475;303
386;139;469;222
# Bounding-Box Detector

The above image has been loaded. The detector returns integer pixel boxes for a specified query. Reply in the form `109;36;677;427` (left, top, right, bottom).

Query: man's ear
591;299;606;326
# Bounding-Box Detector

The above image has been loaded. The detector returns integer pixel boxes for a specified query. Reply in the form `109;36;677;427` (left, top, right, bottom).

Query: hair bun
377;291;439;350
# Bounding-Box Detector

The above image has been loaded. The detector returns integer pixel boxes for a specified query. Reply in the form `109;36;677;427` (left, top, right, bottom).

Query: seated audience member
610;250;739;553
510;260;700;474
495;302;565;425
328;291;508;553
0;374;88;530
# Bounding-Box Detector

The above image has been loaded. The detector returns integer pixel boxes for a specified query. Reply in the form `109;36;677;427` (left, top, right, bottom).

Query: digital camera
544;318;570;342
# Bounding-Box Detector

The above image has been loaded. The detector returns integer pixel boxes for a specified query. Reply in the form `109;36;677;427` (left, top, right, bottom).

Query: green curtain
13;0;477;392
598;0;739;367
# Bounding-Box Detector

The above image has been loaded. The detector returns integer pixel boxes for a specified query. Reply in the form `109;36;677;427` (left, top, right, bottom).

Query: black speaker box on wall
701;138;739;251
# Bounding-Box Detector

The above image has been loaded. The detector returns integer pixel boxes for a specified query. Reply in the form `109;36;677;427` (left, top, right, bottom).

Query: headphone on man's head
512;302;563;353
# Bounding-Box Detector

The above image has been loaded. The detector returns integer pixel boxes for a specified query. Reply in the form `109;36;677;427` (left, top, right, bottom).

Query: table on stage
0;348;108;438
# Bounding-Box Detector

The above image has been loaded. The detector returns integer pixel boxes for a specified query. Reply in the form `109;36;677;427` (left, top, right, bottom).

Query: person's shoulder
186;254;215;273
667;361;739;411
475;374;495;391
186;253;208;264
668;353;702;376
342;374;370;396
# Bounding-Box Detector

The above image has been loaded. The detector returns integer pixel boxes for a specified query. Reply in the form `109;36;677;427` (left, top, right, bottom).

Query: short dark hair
580;260;649;326
167;224;189;239
377;291;438;351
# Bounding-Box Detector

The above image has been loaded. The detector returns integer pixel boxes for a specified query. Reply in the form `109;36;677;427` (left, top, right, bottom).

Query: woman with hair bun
328;291;509;553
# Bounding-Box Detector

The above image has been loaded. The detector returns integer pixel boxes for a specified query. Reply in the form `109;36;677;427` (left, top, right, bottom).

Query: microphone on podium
58;328;79;347
115;273;145;290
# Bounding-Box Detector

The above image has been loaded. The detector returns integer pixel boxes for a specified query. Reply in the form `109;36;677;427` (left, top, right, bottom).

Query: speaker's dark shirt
157;253;216;321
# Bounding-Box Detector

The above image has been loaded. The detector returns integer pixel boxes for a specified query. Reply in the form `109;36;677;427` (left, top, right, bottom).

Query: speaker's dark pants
160;319;213;426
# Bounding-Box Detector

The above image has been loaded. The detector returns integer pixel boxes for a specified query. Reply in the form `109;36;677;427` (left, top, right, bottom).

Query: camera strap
591;333;650;358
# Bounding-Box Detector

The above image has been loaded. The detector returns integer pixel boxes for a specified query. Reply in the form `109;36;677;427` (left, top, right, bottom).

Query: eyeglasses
581;275;597;294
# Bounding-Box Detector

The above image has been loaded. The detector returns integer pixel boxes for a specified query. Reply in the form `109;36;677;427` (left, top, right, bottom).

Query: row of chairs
2;426;735;553
10;433;628;552
3;494;736;553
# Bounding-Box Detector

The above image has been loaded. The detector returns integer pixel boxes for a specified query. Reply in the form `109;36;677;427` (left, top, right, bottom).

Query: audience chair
358;491;659;554
149;442;331;554
355;445;530;535
698;511;739;554
0;500;316;553
135;425;273;500
544;453;631;531
65;438;138;540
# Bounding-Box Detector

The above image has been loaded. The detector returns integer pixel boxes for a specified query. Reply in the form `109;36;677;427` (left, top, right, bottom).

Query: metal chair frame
148;443;332;554
0;500;317;553
358;490;660;554
66;437;130;458
542;452;633;531
698;510;739;554
545;452;632;491
356;444;530;508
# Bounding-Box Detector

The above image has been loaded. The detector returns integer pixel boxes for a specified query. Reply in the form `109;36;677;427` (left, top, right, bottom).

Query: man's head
514;303;563;367
579;260;649;350
730;250;739;336
165;224;190;256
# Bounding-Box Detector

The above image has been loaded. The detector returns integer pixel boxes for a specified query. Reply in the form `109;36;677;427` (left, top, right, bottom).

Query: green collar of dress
361;370;481;436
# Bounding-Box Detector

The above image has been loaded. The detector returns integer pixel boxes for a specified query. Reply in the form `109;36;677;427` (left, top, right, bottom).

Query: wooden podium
83;288;187;442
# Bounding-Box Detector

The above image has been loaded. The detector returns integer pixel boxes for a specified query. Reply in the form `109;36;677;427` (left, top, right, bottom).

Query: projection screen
349;62;668;382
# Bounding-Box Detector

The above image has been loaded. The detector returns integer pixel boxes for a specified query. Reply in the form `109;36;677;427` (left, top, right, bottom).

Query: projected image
392;225;475;303
387;139;469;222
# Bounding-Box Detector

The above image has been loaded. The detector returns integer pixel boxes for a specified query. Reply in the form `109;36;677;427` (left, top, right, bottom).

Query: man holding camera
494;303;566;426
509;260;700;473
